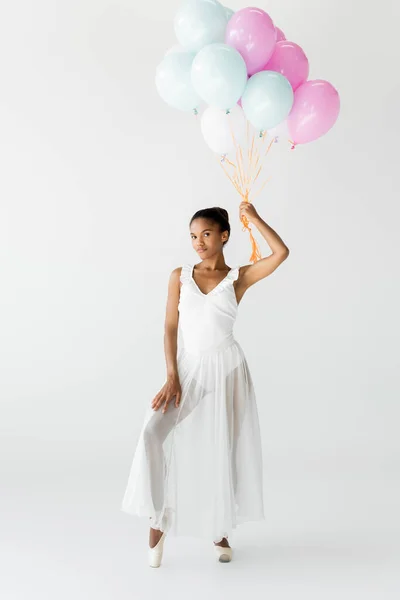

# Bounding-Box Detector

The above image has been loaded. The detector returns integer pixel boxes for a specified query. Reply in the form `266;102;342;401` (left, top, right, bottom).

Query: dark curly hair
189;207;231;246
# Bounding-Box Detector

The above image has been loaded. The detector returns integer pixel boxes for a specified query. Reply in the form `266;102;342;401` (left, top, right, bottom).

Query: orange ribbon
217;124;279;263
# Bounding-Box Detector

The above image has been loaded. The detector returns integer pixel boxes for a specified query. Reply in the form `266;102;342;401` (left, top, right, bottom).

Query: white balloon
200;104;246;154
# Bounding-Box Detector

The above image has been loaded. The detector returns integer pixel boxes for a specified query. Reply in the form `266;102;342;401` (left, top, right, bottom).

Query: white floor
2;456;400;600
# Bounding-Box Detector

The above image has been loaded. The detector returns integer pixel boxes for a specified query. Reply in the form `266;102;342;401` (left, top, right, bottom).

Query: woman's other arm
151;267;182;412
163;267;181;378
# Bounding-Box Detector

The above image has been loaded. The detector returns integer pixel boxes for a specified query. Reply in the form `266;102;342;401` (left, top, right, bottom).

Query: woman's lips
198;248;206;252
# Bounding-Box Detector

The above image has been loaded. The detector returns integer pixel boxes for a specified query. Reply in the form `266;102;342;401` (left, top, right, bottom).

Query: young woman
121;201;289;567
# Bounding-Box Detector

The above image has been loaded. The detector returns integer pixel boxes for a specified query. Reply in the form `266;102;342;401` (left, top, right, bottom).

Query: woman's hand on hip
151;375;182;413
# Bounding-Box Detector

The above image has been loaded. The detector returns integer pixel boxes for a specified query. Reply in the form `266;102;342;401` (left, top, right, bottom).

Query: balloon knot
290;144;295;150
220;154;227;162
274;136;279;143
259;130;265;138
225;109;230;115
193;108;198;116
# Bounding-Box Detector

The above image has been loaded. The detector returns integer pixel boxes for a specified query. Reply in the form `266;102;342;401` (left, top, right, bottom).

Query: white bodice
178;263;240;356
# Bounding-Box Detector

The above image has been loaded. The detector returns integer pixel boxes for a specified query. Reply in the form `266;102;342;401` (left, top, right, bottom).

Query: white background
1;1;399;598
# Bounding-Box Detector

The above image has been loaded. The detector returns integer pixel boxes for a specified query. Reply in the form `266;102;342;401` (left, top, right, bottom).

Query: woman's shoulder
230;264;243;282
179;263;192;283
236;264;251;277
233;264;253;287
169;264;192;284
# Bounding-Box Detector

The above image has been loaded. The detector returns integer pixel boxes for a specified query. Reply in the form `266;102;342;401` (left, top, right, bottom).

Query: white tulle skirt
120;334;265;543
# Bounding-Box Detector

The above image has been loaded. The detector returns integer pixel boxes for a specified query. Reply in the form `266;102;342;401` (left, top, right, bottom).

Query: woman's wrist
251;214;264;227
167;369;179;380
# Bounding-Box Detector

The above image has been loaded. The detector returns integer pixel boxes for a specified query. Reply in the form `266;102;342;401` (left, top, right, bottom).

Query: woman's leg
143;375;208;546
213;362;248;548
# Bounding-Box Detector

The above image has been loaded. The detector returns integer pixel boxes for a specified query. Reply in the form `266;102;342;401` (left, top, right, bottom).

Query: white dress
121;263;265;543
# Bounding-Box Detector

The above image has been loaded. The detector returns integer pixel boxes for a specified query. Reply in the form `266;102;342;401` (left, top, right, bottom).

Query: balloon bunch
155;0;341;262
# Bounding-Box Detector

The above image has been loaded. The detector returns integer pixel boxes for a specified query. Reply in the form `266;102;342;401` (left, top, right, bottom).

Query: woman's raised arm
237;202;290;291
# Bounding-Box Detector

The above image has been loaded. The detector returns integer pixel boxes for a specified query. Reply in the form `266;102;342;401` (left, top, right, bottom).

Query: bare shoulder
168;266;185;289
164;267;182;326
170;266;182;278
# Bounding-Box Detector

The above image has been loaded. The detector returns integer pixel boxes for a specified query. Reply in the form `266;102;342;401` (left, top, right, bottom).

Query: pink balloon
225;7;277;76
264;41;309;91
276;27;286;42
287;80;340;145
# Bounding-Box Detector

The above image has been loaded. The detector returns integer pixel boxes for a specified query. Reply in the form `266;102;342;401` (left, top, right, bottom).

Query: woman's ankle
149;527;164;548
214;537;230;547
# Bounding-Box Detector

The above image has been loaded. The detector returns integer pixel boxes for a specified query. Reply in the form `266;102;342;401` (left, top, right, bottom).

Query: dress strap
180;263;192;284
226;265;240;282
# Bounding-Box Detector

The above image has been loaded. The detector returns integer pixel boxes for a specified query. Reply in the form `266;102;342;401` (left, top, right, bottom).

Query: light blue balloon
242;71;294;130
155;51;202;112
174;0;227;52
191;43;248;110
224;6;235;21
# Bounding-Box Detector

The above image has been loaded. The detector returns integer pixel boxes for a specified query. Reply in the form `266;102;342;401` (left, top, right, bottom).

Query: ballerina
121;201;290;566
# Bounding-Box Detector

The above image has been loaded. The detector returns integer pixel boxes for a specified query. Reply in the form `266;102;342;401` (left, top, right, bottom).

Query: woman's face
190;218;228;258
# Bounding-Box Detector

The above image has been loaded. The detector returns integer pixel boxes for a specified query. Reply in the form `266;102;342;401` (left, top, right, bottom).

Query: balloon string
263;137;275;157
248;146;260;187
252;164;262;184
248;133;255;167
221;120;277;262
237;133;262;260
240;191;262;263
246;133;257;187
234;141;263;263
219;159;242;195
251;176;272;200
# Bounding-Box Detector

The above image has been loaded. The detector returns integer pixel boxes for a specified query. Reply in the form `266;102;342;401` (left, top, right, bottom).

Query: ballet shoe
214;543;233;563
148;530;166;568
148;509;172;567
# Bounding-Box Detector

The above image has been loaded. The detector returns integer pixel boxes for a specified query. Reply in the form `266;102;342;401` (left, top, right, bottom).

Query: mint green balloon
242;71;294;130
191;43;247;110
224;6;235;21
155;51;202;112
174;0;227;53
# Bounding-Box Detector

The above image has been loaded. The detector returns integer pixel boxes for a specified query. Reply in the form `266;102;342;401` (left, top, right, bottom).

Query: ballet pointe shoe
214;539;233;563
148;511;171;567
148;530;166;568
